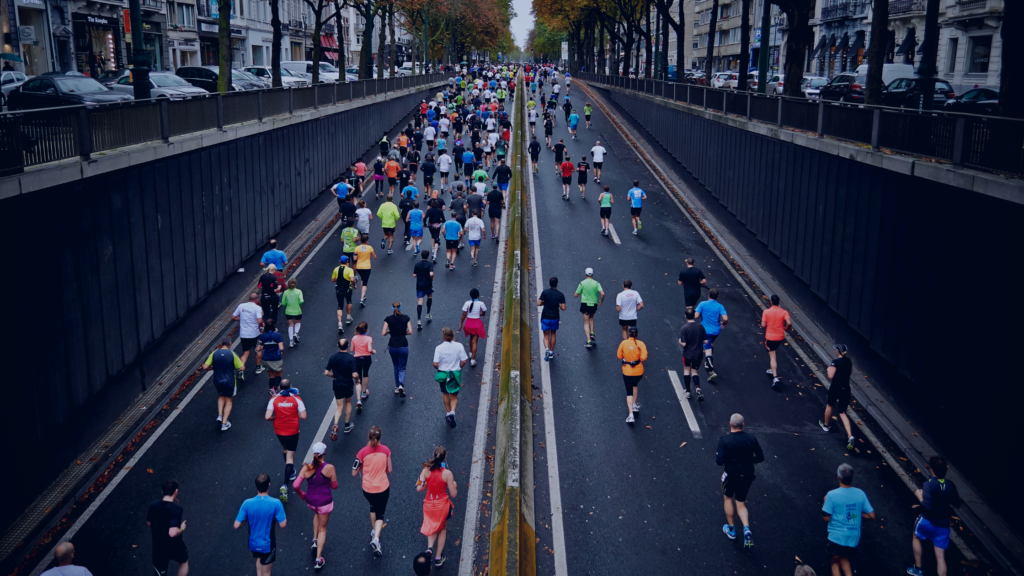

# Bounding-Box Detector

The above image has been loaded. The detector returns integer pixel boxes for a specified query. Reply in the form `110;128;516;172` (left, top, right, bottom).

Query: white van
281;61;341;83
854;64;915;87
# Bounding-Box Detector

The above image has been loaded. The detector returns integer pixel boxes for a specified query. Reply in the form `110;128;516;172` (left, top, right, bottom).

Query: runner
590;141;606;183
423;122;436;152
679;307;708;401
598;185;614;236
202;338;244;431
376;195;401;255
426;199;446;263
147;480;189;576
331;256;356;333
694;289;728;382
255;319;285;394
40;544;90;576
907;456;961;576
292;443;337;570
819;344;855;450
553;138;566;171
354;234;377;306
465;209;485;267
354;158;367;197
568;109;580;139
486;184;504;241
443;211;463;269
528;106;538;136
407;201;425;256
382;302;413;397
352;322;376;408
458;289;487;367
615;280;643;340
265;380;306;503
340;219;360;264
433;327;468;428
574;267;605;348
260;238;287;270
461;146;477;188
413;250;435;328
493;158;512;193
421;154;436;193
449;189;468;249
371;156;386;198
332;179;351;212
355;200;373;235
761;294;791;389
529;136;542;174
537;277;567;361
281;279;304;348
417;446;458;568
543;114;554;148
353;426;393;558
385;155;401;197
233;473;287;576
437;149;452;192
626;180;647;234
232;293;264;376
616;327;648;424
576;155;590;198
584;102;593;128
559;154;574;199
823;464;875;576
258;265;281;329
677;257;707;308
325;339;360;438
716;413;764;548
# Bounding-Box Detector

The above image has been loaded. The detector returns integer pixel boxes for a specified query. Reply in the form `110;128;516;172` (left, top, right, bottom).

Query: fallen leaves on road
680;442;687;447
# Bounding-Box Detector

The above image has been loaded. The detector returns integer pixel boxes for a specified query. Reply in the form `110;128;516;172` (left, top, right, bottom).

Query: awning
810;35;828;59
895;27;916;55
849;31;865;54
319;35;335;49
826;34;837;58
835;32;849;53
324;50;338;60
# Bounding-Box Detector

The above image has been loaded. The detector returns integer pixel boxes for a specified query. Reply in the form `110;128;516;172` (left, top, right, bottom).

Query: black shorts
585;114;592;121
285;314;302;320
429;227;442;240
562;176;572;185
388;177;397;186
382;227;395;235
215;382;236;398
446;239;459;250
618;318;637;327
826;539;858;559
600;207;612;218
252;548;277;565
424;176;434;186
153;542;189;575
545;128;553;136
594;162;603;169
623;373;642;393
241;337;259;351
530;154;539;162
765;339;784;352
464;165;475;176
277;433;299;452
578;176;588;184
333;382;355;399
488;209;502;220
357;269;371;284
355;356;372;377
683;355;703;368
827;386;851;412
336;291;352;310
363;487;390;516
580;303;597;316
440;171;449;179
722;473;754;502
630;207;643;216
684;293;701;308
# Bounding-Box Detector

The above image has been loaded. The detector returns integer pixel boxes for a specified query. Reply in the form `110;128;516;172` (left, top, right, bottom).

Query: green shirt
281;288;304;315
377;201;401;228
576;278;603;305
599;193;612;208
472;169;488;183
584;104;593;116
341;227;359;252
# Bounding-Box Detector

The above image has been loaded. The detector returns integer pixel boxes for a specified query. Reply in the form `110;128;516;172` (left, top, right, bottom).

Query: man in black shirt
553;139;567;174
909;456;961;576
325;338;360;435
678;307;708;402
529;136;542;173
340;196;358;223
399;194;415;246
450;189;468;248
715;413;764;548
537;277;567;361
493;158;512;192
820;344;856;450
147;480;189;576
486;185;505;242
677;257;707;307
576;156;590;198
425;202;446;262
421;156;436;191
452;140;466;174
413;250;435;328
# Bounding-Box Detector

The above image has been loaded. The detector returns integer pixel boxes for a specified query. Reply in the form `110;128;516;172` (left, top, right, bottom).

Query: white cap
311;442;327;456
585;267;594;276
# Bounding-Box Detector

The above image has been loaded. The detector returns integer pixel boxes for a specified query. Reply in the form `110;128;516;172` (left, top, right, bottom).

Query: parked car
7;72;133;110
96;69;129;87
744;73;758;92
281;61;340;83
767;74;784;95
243;66;310;87
800;76;829;99
110;72;209;99
1;70;30;107
853;63;916;88
881;77;956;108
711;72;734;89
943;87;999;115
396;62;423;77
237;69;271;89
684;71;707;85
176;66;262;92
818;73;867;104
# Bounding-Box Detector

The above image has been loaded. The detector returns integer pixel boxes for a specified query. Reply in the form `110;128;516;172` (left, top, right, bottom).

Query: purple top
304;462;334;507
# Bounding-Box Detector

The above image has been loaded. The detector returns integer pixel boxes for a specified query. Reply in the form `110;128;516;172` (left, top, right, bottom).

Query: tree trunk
334;1;346;74
358;4;376;79
865;0;888;104
644;1;653;77
780;1;812;97
917;0;940;109
1000;0;1023;118
271;0;283;87
217;0;231;92
376;9;387;78
388;2;396;75
737;0;750;90
675;14;684;76
660;2;670;79
623;28;633;76
312;20;323;84
704;0;719;78
598;25;606;73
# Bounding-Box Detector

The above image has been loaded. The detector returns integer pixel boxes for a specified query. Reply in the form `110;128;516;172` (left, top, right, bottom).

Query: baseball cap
585;267;594;277
340;255;349;263
833;343;848;354
311;442;327;456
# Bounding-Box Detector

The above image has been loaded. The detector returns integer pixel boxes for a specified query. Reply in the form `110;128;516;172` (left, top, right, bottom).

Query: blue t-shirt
462;151;476;165
823;487;874;548
627;188;646;208
335;182;350;199
236;495;286;553
569;113;579;126
402;185;418;199
444;220;463;240
426;109;435;121
257;330;283;361
261;249;287;269
695;300;727;335
408;209;424;230
437;138;446;151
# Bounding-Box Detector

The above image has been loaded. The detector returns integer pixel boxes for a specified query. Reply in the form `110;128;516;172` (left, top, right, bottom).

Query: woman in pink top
354;160;367;196
353;425;392;558
293;442;337;569
416;446;458;568
352;322;376;406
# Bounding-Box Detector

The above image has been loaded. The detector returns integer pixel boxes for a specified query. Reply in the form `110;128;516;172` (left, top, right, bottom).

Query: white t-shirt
591;146;607;163
462;299;487;319
433;341;468;371
41;567;94;576
423;126;436;141
615;289;643;320
528;109;539;123
553;84;561;95
439;118;450;132
438;154;452;171
473;182;487;195
356;207;372;231
465;216;485;241
486;118;496;131
233;302;264;338
488;132;500;148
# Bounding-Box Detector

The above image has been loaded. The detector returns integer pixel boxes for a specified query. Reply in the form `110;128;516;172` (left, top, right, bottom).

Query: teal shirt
823;487;874;548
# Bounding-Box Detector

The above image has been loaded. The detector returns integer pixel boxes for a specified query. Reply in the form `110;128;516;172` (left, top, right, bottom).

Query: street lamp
128;0;151;99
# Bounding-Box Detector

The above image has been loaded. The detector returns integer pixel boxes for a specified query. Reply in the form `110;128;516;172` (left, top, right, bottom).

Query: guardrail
0;73;446;176
575;72;1024;178
489;74;536;576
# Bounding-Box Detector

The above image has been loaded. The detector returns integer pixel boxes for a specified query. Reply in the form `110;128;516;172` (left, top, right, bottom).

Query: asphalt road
58;111;505;576
525;76;972;576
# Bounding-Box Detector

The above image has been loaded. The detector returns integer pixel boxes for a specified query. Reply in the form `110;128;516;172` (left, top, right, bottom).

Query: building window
176;3;196;28
945;37;957;74
967;35;991;74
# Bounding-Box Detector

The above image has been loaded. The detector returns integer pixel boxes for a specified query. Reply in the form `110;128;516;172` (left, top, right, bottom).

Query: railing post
778;96;783;125
687;84;691;104
159;99;170;142
314;84;319;109
333;81;337;105
672;83;676;101
816;101;825;136
216;94;224;131
288;86;294;114
746;93;752;120
722;90;727;114
257;90;264;121
76;108;92;160
952;117;965;165
870;108;881;148
703;87;707;110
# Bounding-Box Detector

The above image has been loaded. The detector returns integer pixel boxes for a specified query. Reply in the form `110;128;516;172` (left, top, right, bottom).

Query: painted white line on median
304;398;340;464
527;98;569;576
291;218;344;279
607;223;622;245
667;370;703;439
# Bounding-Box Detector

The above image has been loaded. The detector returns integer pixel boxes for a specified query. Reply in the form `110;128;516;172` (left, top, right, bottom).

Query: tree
389;0;398;75
353;0;385;78
916;0;940;109
865;0;887;104
1000;0;1023;118
333;0;347;73
270;0;284;87
737;0;751;90
774;0;813;98
217;0;231;92
302;0;343;83
703;0;719;78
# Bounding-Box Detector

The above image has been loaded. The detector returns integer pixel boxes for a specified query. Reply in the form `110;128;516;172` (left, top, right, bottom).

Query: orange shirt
762;306;791;341
356;444;391;493
616;338;648;376
398;135;409;147
386;160;400;178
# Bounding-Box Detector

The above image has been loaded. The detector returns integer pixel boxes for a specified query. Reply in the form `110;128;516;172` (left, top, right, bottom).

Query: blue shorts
417;289;433;298
499;182;509;191
411;228;423;238
570;124;578;130
703;333;719;350
541;318;560;332
469;239;481;246
914;516;950;550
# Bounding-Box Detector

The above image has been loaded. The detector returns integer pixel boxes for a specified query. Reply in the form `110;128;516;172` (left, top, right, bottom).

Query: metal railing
0;73;445;175
575;72;1024;177
889;0;925;15
820;0;868;21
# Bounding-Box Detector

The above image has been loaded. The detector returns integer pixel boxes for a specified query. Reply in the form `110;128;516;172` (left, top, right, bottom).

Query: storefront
126;19;165;71
198;21;218;65
73;13;123;77
170;38;199;68
230;27;245;67
15;0;52;76
250;33;271;66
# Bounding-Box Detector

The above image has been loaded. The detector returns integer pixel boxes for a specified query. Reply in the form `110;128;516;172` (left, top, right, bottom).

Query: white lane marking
303;398;340;464
291;218;343;279
527;97;569;576
458;85;518;576
667;370;703;439
607;223;622;245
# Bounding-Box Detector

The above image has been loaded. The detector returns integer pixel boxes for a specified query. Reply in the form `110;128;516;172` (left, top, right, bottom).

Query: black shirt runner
384;314;411;348
539;288;566;319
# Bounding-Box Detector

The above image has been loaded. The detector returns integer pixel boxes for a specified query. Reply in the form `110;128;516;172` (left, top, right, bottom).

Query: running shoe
446;258;451;268
434;554;446;567
470;358;477;367
590;332;596;343
294;334;300;343
432;255;437;264
772;378;780;390
765;369;774;376
584;341;593;349
289;469;297;481
338;323;345;334
279;486;288;503
289;340;295;348
743;528;754;548
356;401;363;412
381;238;386;249
216;415;222;422
311;538;318;551
632;229;638;235
255;365;265;375
344;422;355;433
819;420;830;432
347;315;354;324
544;350;552;361
637;219;642;230
398;386;406;398
360;299;366;307
707;371;718;382
221;422;231;431
394;386;401;395
472;259;478;267
632;403;640;414
314;557;325;570
684;390;691;399
450;413;457;428
722;524;736;540
847;437;856;451
238;369;245;382
371;537;382;558
426;313;433;320
330;424;338;441
388;249;393;255
417;320;423;330
361;390;369;400
906;567;923;576
696;387;704;402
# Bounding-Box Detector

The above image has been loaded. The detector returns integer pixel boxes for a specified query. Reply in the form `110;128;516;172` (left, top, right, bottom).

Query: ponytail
304;452;324;472
368;425;382;447
422;445;448;470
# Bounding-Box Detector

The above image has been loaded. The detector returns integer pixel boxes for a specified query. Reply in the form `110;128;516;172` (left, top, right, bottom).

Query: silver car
111;72;210;100
243;66;309;87
1;70;29;106
801;76;828;99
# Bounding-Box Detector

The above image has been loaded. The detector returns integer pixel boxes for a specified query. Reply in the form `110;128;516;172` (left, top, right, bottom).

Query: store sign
561;41;568;61
200;23;218;32
15;0;45;9
123;9;131;34
19;26;35;43
81;15;113;25
262;36;273;43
